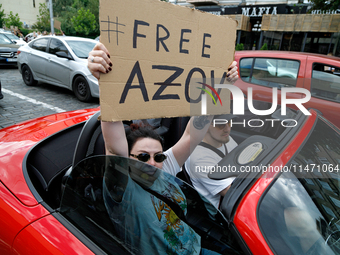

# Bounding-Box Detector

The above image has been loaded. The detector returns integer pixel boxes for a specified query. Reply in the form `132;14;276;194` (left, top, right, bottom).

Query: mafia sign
241;6;278;17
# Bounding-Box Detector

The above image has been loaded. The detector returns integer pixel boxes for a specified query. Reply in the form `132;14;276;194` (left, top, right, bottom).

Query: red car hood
0;108;99;206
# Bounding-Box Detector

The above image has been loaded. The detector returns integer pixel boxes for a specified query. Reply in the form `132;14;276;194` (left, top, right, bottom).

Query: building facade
170;0;340;56
2;0;48;28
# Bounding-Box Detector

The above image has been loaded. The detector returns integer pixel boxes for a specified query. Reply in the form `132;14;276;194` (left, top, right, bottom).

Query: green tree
87;0;99;24
71;7;96;36
309;0;340;11
57;6;77;35
260;43;268;50
53;0;75;15
4;11;23;29
53;0;99;37
0;4;6;28
33;3;51;32
235;43;244;51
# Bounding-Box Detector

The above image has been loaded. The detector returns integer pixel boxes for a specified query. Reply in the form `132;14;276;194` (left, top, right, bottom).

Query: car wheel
22;65;37;86
73;76;93;102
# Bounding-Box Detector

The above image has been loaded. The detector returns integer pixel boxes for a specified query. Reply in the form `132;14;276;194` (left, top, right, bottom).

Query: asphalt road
0;66;99;129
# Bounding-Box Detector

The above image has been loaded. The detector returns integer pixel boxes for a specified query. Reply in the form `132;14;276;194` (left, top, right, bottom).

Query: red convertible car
235;51;340;127
0;102;340;255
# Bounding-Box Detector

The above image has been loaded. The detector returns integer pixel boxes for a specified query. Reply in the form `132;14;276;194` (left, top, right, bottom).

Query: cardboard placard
99;0;237;122
54;19;61;30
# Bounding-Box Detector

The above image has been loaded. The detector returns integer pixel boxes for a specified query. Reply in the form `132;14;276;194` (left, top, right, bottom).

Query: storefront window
304;32;333;54
263;31;281;50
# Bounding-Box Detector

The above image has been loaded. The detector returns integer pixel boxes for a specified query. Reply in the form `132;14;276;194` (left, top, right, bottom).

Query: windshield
4;33;19;40
60;155;244;255
65;40;96;58
259;119;340;255
0;34;14;44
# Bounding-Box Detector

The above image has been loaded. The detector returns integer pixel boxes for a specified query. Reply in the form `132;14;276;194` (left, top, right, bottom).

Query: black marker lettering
120;61;149;103
152;65;184;100
133;20;149;48
202;33;211;58
179;29;191;54
156;24;170;52
185;68;206;103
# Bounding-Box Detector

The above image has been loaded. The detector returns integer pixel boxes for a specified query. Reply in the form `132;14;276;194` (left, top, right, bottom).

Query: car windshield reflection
259;120;340;255
65;40;96;58
0;34;14;44
60;155;244;255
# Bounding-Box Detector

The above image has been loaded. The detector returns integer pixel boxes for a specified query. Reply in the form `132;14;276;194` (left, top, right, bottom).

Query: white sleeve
187;146;235;196
162;148;181;176
226;136;238;153
191;156;235;196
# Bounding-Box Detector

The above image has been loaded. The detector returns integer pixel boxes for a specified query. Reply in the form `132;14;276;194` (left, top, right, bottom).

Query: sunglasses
130;153;167;163
213;122;231;130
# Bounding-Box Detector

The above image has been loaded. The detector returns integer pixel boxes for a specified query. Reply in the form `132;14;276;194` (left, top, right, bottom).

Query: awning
261;14;340;32
226;14;250;31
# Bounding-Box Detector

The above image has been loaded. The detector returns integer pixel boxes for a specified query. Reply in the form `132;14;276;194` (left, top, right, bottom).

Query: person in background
184;114;237;209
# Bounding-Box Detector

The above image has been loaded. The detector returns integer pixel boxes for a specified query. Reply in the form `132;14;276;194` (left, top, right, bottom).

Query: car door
302;56;340;127
236;55;306;107
59;155;247;254
45;38;71;88
28;38;49;80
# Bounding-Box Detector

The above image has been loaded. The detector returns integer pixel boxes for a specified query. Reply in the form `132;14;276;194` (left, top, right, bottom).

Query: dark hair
126;124;164;153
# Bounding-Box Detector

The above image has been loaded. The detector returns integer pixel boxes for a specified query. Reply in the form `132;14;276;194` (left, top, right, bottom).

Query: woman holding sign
88;42;238;255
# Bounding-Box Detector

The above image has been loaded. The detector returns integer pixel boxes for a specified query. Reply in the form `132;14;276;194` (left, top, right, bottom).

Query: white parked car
0;32;27;46
17;36;98;102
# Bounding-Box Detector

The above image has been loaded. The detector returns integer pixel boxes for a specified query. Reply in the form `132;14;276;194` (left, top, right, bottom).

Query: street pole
49;0;54;34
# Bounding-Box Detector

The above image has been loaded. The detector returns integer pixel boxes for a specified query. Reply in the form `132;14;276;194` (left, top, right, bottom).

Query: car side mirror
56;51;73;60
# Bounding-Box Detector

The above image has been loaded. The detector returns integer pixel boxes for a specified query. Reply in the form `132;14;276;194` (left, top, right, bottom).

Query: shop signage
241;6;277;17
311;9;340;14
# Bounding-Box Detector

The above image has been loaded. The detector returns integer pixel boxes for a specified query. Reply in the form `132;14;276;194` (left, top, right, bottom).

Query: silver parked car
17;36;98;102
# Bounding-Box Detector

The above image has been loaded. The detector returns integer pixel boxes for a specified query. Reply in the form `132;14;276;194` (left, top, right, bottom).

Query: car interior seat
72;111;104;168
64;114;240;254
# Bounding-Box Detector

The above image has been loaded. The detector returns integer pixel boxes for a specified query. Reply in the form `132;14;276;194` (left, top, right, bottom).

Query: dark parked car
0;33;19;67
1;101;340;254
0;81;3;100
235;51;340;127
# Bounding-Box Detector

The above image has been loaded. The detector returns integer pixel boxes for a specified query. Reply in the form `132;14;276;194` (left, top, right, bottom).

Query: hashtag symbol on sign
101;16;126;45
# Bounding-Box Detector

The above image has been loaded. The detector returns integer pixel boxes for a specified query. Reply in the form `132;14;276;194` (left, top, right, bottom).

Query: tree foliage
53;0;99;37
309;0;340;11
54;0;75;16
0;4;6;28
260;43;268;50
56;6;77;35
71;7;97;35
4;11;23;29
235;43;244;51
33;3;51;32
